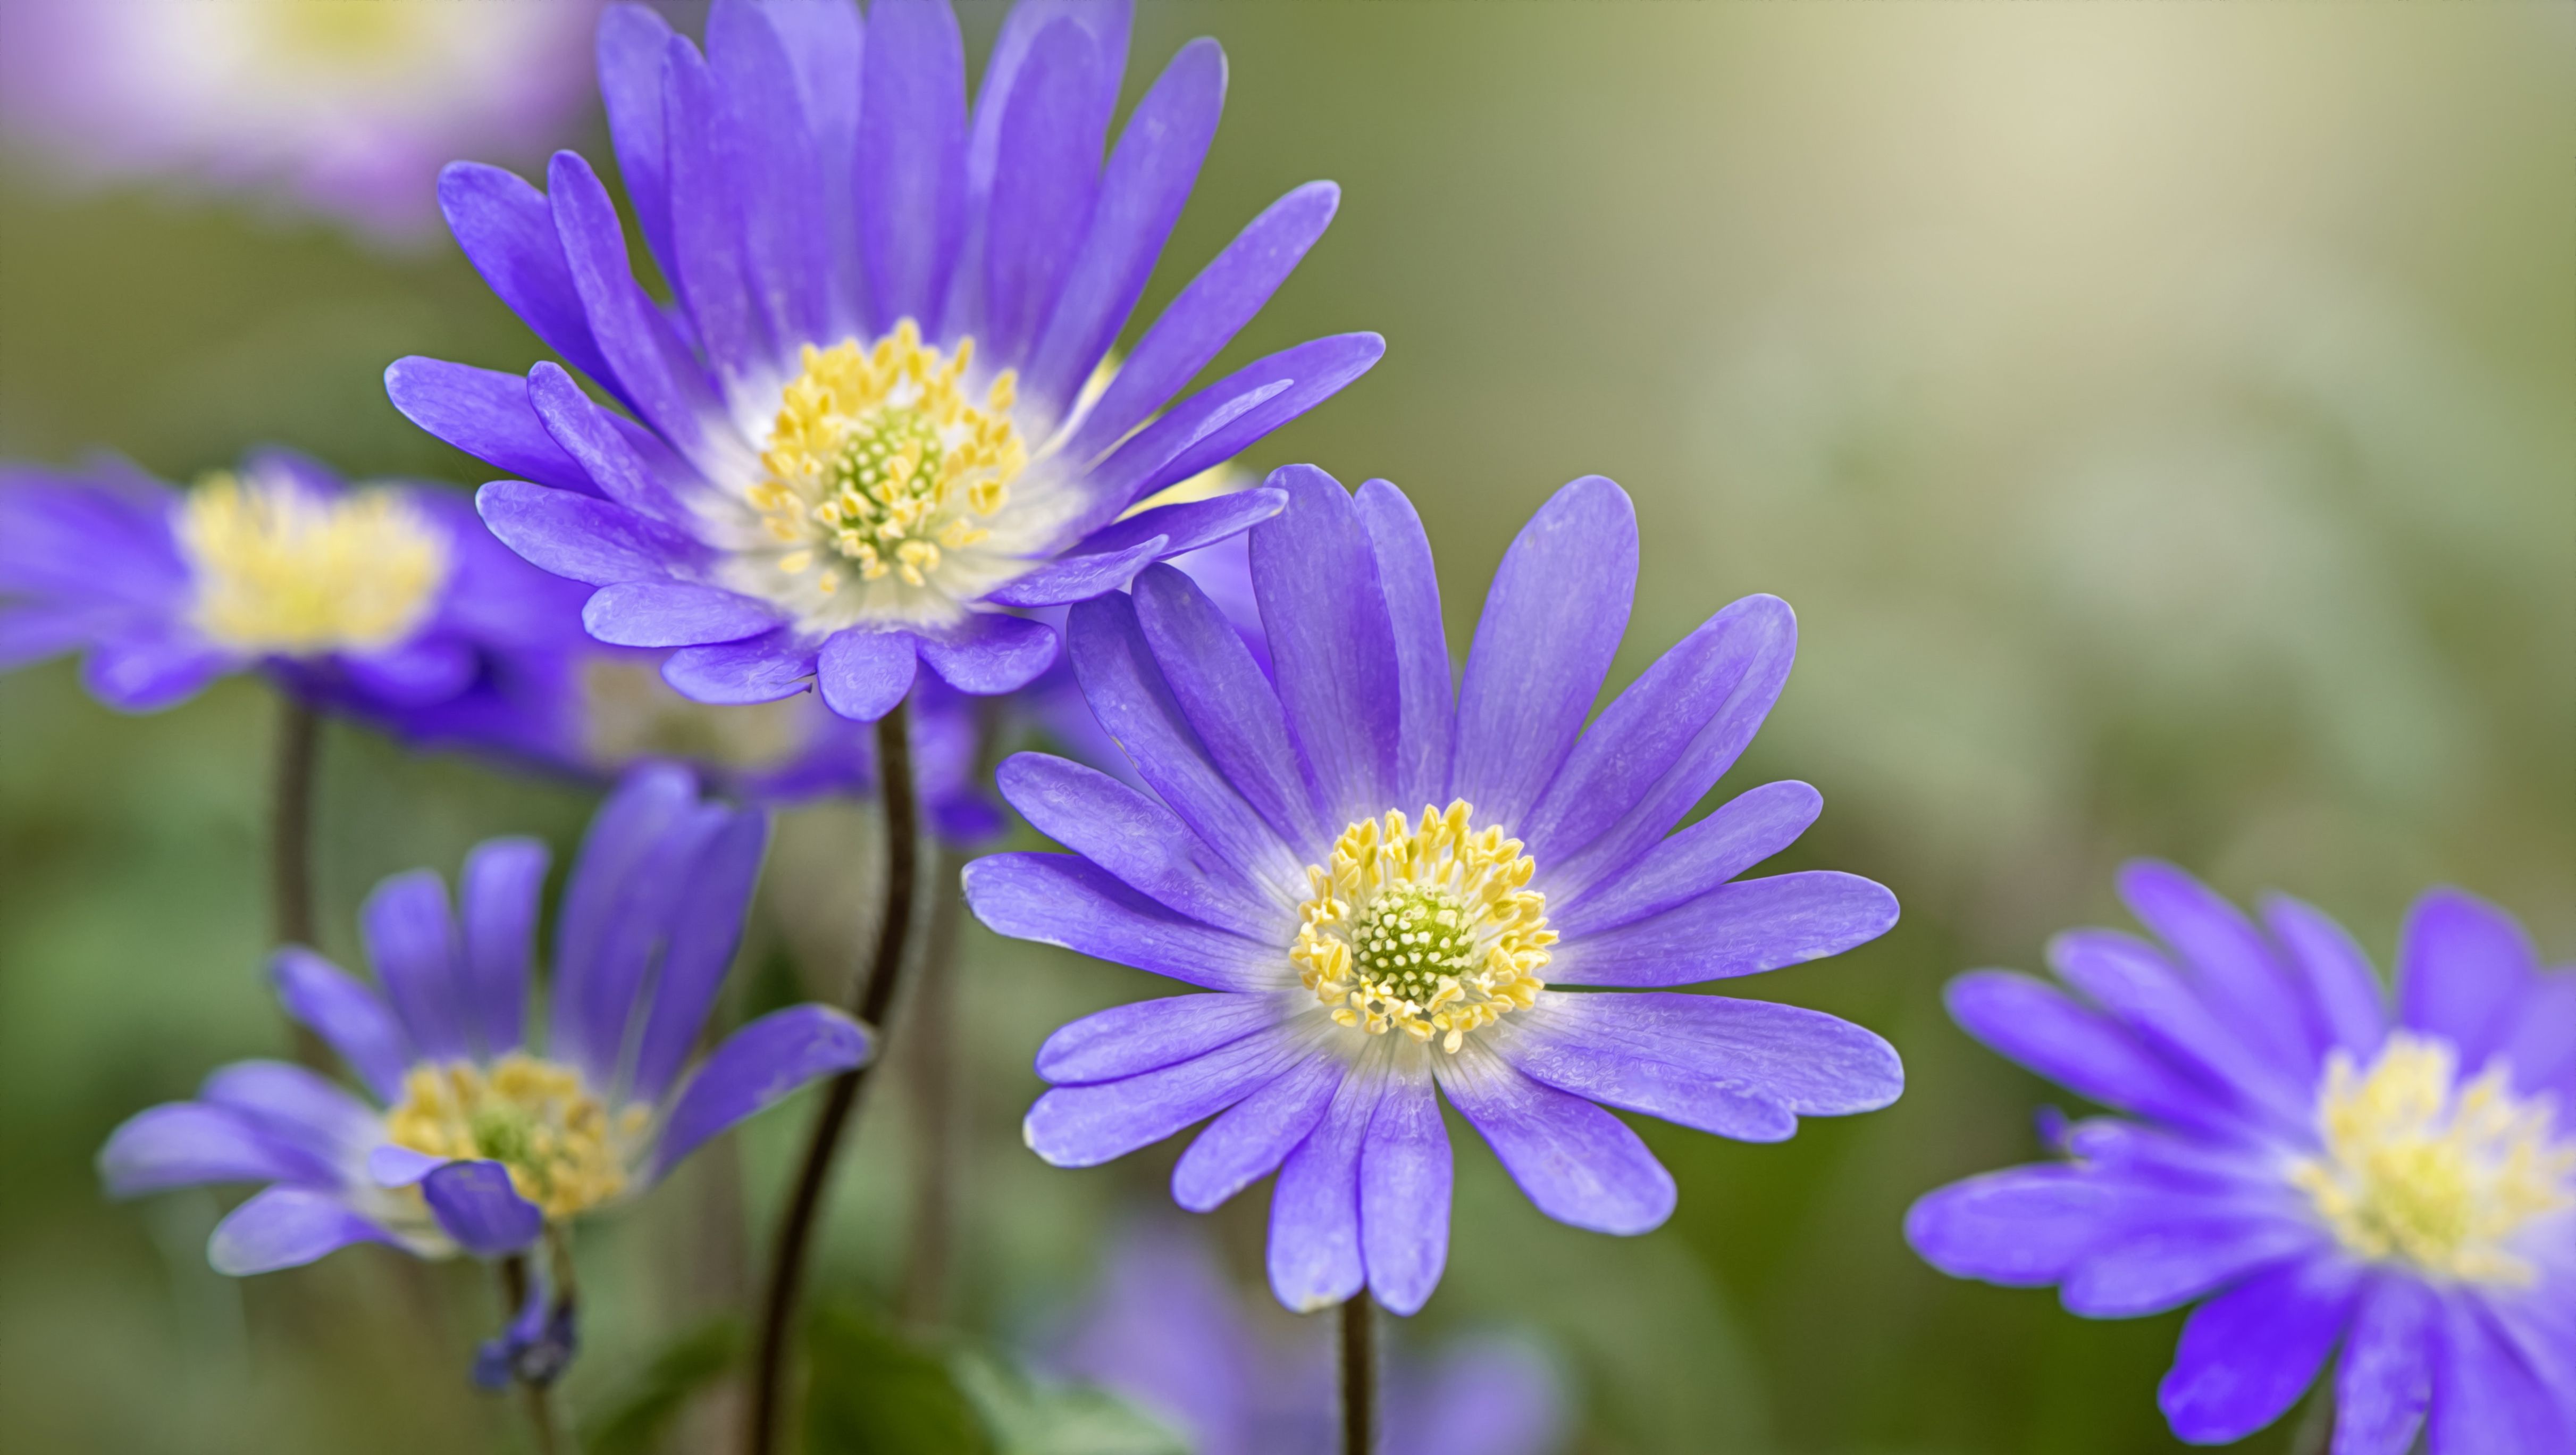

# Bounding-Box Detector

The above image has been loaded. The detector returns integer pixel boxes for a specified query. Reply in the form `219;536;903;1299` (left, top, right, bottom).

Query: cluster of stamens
178;470;449;655
2286;1032;2575;1286
750;321;1025;595
384;1054;645;1220
1293;801;1554;1053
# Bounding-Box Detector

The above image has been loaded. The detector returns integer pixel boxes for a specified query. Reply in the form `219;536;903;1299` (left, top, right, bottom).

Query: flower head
96;765;870;1281
0;450;585;715
0;0;598;241
966;470;1902;1313
391;0;1380;722
1906;869;2576;1453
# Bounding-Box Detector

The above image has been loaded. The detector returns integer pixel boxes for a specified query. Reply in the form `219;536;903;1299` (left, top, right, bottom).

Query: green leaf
580;1318;741;1455
803;1306;990;1455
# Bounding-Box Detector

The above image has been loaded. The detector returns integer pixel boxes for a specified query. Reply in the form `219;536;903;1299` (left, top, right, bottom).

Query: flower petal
524;361;698;525
2428;1297;2576;1454
1943;971;2225;1130
1022;1022;1315;1167
1034;991;1290;1086
1132;562;1324;854
272;947;412;1103
1249;466;1402;827
360;868;471;1064
1266;1058;1384;1312
198;1060;377;1161
2157;1257;2359;1444
651;1005;872;1179
422;1160;544;1257
596;2;680;280
438;162;614;394
383;358;593;495
549;150;725;469
1061;484;1287;565
2396;887;2537;1072
1172;1049;1344;1212
1360;1050;1451;1316
2118;860;2321;1080
1351;479;1455;812
858;0;967;335
2048;929;2308;1128
917;613;1058;695
2063;1217;2316;1318
816;627;919;721
81;630;230;712
1551;780;1821;938
2333;1277;2433;1455
663;628;818;705
458;838;546;1058
1551;871;1897;988
583;580;782;648
1086;335;1385;516
704;0;833;355
475;480;695;587
1512;990;1901;1117
996;752;1283;940
628;807;772;1104
1904;1166;2135;1287
1437;1047;1674;1235
962;853;1292;992
980;19;1107;367
2262;893;2388;1060
208;1186;402;1275
98;1102;336;1198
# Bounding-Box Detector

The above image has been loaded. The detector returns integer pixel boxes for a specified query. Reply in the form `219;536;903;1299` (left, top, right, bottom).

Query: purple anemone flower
0;450;585;716
964;470;1903;1314
96;765;871;1281
0;0;598;243
389;0;1380;722
1051;1220;1570;1455
1907;867;2576;1453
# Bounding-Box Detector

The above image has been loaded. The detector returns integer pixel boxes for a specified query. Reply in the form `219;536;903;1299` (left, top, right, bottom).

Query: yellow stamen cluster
750;321;1025;595
385;1054;644;1221
1293;801;1554;1053
178;471;449;655
2287;1032;2575;1286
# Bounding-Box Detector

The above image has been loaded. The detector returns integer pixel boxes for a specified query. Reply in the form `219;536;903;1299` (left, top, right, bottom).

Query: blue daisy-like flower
966;470;1903;1314
1907;866;2576;1452
0;449;583;715
390;0;1379;721
97;765;870;1280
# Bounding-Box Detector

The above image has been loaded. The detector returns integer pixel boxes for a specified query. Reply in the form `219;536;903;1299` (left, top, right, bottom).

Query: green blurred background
2;3;2569;1452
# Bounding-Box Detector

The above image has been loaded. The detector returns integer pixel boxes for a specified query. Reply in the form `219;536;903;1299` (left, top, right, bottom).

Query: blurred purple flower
97;765;870;1277
966;469;1903;1313
1052;1221;1569;1455
390;0;1379;722
0;0;598;242
0;449;585;716
1908;867;2576;1453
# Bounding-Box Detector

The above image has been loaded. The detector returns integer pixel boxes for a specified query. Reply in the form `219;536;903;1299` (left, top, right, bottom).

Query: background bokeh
2;3;2568;1452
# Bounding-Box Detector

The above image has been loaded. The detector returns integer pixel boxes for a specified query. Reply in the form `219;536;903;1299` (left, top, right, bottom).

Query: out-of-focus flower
1908;867;2576;1452
0;0;598;242
1051;1220;1570;1455
391;0;1378;722
0;449;584;715
966;470;1902;1313
96;765;870;1280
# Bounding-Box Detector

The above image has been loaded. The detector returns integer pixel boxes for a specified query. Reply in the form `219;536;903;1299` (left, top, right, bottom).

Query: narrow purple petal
525;361;697;526
2118;860;2321;1078
2496;970;2576;1105
360;869;470;1063
1172;1050;1342;1212
980;537;1168;609
1067;180;1341;463
1551;781;1821;938
1061;484;1287;563
422;1160;544;1257
1437;1048;1675;1235
1513;990;1901;1117
564;799;732;1091
1904;1166;2135;1286
1351;479;1454;813
98;1102;337;1197
458;838;546;1058
1034;991;1288;1085
549;150;723;466
917;613;1058;695
80;631;229;712
1451;476;1637;831
438;162;614;392
1085;336;1385;514
1550;871;1898;987
1022;1022;1313;1167
1132;562;1323;852
762;0;866;338
995;752;1284;939
208;1187;400;1275
2396;887;2537;1070
597;3;679;280
1266;1060;1381;1312
2158;1257;2358;1444
1497;1024;1793;1142
2048;929;2309;1128
628;808;771;1104
706;0;833;353
583;580;781;648
858;0;967;335
1249;466;1401;826
981;20;1106;367
662;33;769;394
550;764;698;1072
366;1144;444;1188
651;1005;871;1178
2063;1219;2316;1318
1359;1053;1451;1315
198;1061;376;1161
664;629;818;705
2331;1278;2432;1455
962;853;1291;992
817;626;919;720
475;481;696;587
1943;971;2225;1131
2262;894;2389;1059
272;947;412;1103
383;358;593;495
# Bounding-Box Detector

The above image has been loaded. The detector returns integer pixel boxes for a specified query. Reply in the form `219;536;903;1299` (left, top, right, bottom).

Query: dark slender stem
747;701;920;1455
1341;1294;1375;1455
269;695;331;1071
498;1256;563;1455
896;843;964;1330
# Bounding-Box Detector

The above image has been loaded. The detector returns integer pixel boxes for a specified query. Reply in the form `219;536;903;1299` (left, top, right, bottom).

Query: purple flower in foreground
390;0;1379;722
0;450;583;716
0;0;597;242
1907;867;2576;1453
97;765;870;1280
1052;1221;1569;1455
967;470;1903;1313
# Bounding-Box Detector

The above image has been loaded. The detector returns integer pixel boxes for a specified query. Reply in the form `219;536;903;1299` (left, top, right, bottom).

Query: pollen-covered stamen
385;1053;648;1220
750;320;1026;597
178;470;449;655
1293;801;1554;1053
2287;1032;2575;1286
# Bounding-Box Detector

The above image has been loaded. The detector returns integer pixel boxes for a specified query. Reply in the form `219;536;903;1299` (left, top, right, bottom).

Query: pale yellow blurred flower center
2287;1032;2574;1286
1294;801;1555;1053
751;321;1025;598
385;1054;644;1221
179;470;448;655
259;0;423;64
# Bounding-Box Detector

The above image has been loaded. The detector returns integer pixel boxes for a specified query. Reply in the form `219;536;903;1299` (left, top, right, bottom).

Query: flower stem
896;842;965;1331
1341;1294;1375;1455
269;694;330;1071
499;1256;563;1455
746;700;920;1455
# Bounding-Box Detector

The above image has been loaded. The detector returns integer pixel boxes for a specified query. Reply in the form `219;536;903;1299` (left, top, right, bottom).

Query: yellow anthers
179;470;449;655
385;1053;645;1222
751;320;1025;597
1292;801;1554;1054
2287;1032;2575;1286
